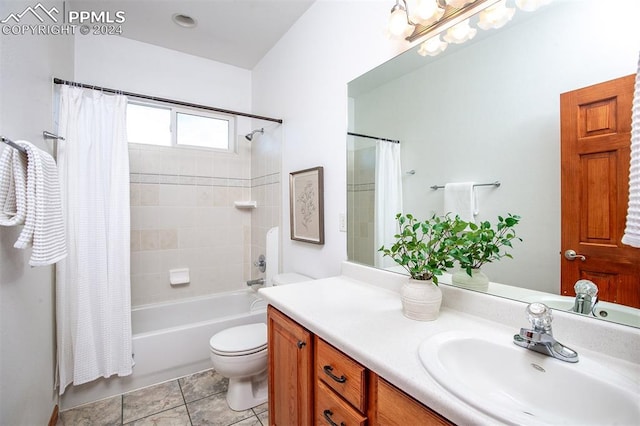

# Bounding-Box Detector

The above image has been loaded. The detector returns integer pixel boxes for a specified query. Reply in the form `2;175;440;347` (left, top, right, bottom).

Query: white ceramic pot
400;279;442;321
451;268;489;292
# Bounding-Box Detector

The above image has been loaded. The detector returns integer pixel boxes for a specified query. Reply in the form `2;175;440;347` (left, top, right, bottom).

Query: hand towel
12;141;67;266
444;182;477;223
622;54;640;248
0;145;28;226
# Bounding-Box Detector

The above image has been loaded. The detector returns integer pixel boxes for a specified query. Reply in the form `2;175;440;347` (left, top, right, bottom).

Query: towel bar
2;131;65;155
1;136;27;154
431;181;501;190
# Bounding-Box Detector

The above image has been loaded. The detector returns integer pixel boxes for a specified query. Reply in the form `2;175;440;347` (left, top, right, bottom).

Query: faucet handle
526;302;553;331
574;279;598;296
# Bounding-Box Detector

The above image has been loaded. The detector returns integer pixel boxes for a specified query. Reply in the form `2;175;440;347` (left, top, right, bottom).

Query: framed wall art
289;166;324;244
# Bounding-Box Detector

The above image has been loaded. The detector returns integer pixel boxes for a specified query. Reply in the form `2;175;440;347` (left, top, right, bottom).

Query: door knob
564;249;586;261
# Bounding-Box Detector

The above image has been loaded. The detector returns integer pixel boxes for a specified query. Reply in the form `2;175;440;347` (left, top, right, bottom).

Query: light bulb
410;0;445;26
389;5;412;37
478;0;515;30
515;0;551;12
443;19;476;44
417;35;448;56
445;0;476;9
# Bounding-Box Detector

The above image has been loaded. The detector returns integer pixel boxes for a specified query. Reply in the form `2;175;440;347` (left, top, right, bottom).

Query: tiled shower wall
347;144;375;265
250;127;282;280
129;142;254;307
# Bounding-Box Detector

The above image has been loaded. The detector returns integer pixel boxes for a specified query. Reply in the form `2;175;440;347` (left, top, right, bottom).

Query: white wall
350;0;640;293
252;0;409;278
0;1;74;423
74;34;252;112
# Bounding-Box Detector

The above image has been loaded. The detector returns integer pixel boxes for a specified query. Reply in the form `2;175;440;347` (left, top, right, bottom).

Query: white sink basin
419;331;640;425
526;295;640;328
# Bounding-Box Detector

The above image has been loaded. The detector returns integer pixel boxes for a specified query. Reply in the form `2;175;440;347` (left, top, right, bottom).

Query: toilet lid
209;323;267;355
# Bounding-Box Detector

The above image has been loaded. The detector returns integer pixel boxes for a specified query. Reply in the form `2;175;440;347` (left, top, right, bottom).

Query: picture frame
289;166;324;245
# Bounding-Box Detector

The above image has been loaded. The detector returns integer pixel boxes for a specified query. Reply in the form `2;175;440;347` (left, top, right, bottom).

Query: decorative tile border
347;182;375;192
131;172;280;189
131;173;256;188
251;172;280;188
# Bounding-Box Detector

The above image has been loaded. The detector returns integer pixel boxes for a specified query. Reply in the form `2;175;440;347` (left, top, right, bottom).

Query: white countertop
259;262;640;425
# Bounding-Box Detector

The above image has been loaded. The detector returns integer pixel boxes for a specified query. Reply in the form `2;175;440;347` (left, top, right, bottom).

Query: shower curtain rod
347;132;400;144
53;78;283;124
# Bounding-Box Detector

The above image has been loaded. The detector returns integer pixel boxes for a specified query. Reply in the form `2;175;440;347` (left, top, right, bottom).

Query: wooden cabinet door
368;374;452;426
560;74;640;308
267;306;313;426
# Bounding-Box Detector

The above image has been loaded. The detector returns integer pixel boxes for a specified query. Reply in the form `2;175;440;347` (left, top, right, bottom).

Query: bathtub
61;289;267;410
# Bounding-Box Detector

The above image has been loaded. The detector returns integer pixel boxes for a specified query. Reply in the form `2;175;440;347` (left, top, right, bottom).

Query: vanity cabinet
267;306;313;426
368;375;452;425
267;306;452;426
315;336;367;425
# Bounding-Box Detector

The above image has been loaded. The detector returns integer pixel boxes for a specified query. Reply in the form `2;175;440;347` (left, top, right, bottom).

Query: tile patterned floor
57;369;269;426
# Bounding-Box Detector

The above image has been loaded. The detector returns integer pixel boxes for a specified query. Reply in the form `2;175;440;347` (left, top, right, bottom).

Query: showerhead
245;128;264;141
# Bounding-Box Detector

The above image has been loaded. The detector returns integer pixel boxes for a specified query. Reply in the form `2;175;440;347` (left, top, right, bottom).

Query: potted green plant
450;214;522;291
379;213;466;321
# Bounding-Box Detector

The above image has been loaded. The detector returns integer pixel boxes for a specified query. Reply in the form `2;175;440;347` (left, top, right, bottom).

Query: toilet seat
209;323;267;357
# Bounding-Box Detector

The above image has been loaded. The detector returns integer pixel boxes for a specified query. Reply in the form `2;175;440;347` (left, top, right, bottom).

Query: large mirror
347;0;640;327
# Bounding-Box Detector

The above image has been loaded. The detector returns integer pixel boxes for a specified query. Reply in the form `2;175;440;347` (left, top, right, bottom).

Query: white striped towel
622;54;640;248
12;141;67;266
0;145;28;226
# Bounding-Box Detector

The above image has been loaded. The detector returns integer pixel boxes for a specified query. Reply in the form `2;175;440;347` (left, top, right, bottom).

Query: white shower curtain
622;53;640;248
56;85;132;393
374;140;403;268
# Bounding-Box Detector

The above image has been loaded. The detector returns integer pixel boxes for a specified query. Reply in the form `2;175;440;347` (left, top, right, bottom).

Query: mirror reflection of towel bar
430;181;501;190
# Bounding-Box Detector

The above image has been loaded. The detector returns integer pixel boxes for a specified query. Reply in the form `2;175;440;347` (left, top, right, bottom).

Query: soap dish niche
234;201;257;209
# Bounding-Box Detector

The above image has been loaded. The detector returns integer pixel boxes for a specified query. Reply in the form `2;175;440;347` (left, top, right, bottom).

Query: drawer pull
323;409;346;426
323;365;347;383
297;340;306;349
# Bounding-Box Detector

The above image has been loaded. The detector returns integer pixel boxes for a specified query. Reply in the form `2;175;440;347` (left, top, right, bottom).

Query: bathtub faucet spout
246;278;265;287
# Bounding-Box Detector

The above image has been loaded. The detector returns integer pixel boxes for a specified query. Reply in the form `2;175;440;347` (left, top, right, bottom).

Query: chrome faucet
513;302;579;363
246;278;265;287
571;279;598;315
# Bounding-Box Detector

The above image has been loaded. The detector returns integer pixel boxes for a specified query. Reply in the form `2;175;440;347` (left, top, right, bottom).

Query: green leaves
451;213;522;273
379;213;467;284
379;213;522;283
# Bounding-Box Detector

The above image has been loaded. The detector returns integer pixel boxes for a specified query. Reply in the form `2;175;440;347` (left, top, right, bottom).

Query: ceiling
92;0;315;70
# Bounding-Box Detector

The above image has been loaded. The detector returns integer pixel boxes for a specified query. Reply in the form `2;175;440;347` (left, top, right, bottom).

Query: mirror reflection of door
560;74;640;309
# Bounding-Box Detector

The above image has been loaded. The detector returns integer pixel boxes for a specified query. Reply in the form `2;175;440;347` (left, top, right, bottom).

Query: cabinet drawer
315;337;366;412
316;380;367;426
373;376;453;426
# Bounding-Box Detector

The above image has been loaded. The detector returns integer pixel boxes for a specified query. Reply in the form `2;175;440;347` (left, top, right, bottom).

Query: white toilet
209;271;312;411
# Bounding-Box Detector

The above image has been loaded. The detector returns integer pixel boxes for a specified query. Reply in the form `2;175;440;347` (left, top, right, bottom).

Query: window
127;103;171;146
126;101;235;151
176;112;231;150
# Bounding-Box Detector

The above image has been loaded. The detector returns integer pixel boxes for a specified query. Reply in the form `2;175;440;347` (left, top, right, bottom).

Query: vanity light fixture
388;0;415;38
443;18;477;43
477;0;515;30
445;0;477;8
515;0;551;12
388;0;551;57
172;13;197;29
409;0;446;27
418;35;448;56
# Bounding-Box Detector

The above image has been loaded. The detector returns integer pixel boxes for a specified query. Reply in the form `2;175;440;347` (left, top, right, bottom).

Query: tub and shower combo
61;289;267;410
60;226;309;410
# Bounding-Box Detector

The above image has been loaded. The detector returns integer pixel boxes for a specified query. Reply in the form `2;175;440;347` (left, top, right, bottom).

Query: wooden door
560;74;640;308
267;306;313;426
